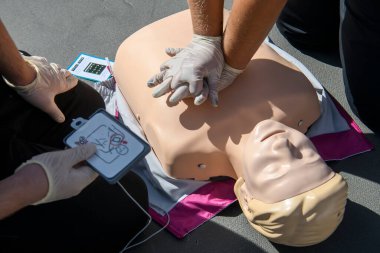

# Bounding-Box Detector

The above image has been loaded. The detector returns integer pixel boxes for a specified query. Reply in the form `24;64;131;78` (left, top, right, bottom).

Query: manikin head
234;119;348;246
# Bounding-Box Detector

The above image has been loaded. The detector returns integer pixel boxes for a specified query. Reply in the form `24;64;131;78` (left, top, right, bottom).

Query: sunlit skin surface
113;10;321;181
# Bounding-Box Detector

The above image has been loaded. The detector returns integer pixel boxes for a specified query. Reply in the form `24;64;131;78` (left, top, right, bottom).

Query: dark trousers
0;78;149;253
277;0;380;133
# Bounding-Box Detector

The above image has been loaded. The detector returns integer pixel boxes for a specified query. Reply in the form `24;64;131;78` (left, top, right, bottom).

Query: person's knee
74;81;106;110
55;81;105;120
353;100;380;134
276;0;340;50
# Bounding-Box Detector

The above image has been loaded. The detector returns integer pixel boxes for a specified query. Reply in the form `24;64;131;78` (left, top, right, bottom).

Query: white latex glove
149;45;244;107
15;143;98;205
147;34;224;106
210;63;244;105
3;55;78;123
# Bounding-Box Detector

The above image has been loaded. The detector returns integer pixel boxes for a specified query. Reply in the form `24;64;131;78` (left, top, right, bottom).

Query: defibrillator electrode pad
64;109;151;184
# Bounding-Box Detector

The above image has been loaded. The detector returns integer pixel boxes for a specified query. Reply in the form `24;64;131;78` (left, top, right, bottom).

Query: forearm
0;164;48;219
223;0;287;70
187;0;224;36
0;19;36;86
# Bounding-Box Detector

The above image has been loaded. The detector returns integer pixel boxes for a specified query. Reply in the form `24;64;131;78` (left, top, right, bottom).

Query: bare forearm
223;0;287;70
0;164;48;219
0;19;36;86
187;0;224;36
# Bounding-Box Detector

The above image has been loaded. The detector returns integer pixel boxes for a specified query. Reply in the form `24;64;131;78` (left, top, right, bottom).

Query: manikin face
241;119;334;203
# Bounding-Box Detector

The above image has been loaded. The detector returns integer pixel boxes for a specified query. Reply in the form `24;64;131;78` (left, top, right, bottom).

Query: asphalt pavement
1;1;379;252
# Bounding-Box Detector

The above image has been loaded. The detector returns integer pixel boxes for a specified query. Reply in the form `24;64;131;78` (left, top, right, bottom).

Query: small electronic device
67;53;114;82
64;109;151;184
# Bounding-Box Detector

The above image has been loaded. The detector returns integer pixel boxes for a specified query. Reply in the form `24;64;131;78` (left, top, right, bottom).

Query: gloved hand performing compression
3;55;78;123
147;34;224;106
15;143;98;205
213;63;244;102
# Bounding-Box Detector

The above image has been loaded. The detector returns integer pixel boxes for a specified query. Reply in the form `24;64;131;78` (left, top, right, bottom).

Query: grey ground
1;0;379;252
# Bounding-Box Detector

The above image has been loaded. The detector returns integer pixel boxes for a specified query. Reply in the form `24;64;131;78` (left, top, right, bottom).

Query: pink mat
310;96;373;160
149;98;373;239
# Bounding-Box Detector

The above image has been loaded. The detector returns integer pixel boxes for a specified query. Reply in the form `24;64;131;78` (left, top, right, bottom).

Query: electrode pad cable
117;181;170;252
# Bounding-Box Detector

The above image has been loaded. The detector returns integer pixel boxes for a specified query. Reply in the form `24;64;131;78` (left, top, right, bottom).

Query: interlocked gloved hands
147;34;224;106
3;55;78;123
15;143;98;205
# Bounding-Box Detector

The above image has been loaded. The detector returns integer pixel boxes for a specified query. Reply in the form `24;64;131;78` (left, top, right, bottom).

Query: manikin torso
113;12;344;245
113;10;321;181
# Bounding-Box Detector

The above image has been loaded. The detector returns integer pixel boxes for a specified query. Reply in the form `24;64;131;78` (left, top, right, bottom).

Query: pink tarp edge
149;98;373;239
149;179;236;238
310;96;373;161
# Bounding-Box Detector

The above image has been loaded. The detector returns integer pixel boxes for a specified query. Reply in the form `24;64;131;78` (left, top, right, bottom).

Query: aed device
64;109;151;184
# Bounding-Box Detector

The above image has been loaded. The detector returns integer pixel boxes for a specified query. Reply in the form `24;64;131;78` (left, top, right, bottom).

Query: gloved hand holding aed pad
15;143;98;205
64;109;151;184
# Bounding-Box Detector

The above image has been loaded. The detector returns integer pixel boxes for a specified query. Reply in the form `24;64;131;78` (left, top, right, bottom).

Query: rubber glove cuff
15;160;54;205
192;34;222;44
208;63;244;107
3;61;37;95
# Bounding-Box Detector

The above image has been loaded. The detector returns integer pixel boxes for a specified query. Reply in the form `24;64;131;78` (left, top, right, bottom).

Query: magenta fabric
310;96;373;160
149;98;373;239
149;179;236;238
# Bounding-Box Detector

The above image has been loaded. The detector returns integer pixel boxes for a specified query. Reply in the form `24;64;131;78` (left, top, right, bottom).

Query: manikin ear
234;177;255;222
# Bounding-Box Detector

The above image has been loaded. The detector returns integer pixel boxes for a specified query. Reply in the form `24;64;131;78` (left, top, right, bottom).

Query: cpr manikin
234;119;347;246
113;10;348;246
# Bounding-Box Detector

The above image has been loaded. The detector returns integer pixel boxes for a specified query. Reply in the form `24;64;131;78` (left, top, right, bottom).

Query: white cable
117;181;170;252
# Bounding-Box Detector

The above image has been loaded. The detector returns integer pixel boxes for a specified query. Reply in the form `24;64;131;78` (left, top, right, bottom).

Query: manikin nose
272;138;303;160
272;137;290;150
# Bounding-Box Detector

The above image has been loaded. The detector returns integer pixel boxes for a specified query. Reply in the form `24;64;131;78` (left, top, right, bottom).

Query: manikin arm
223;0;287;70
